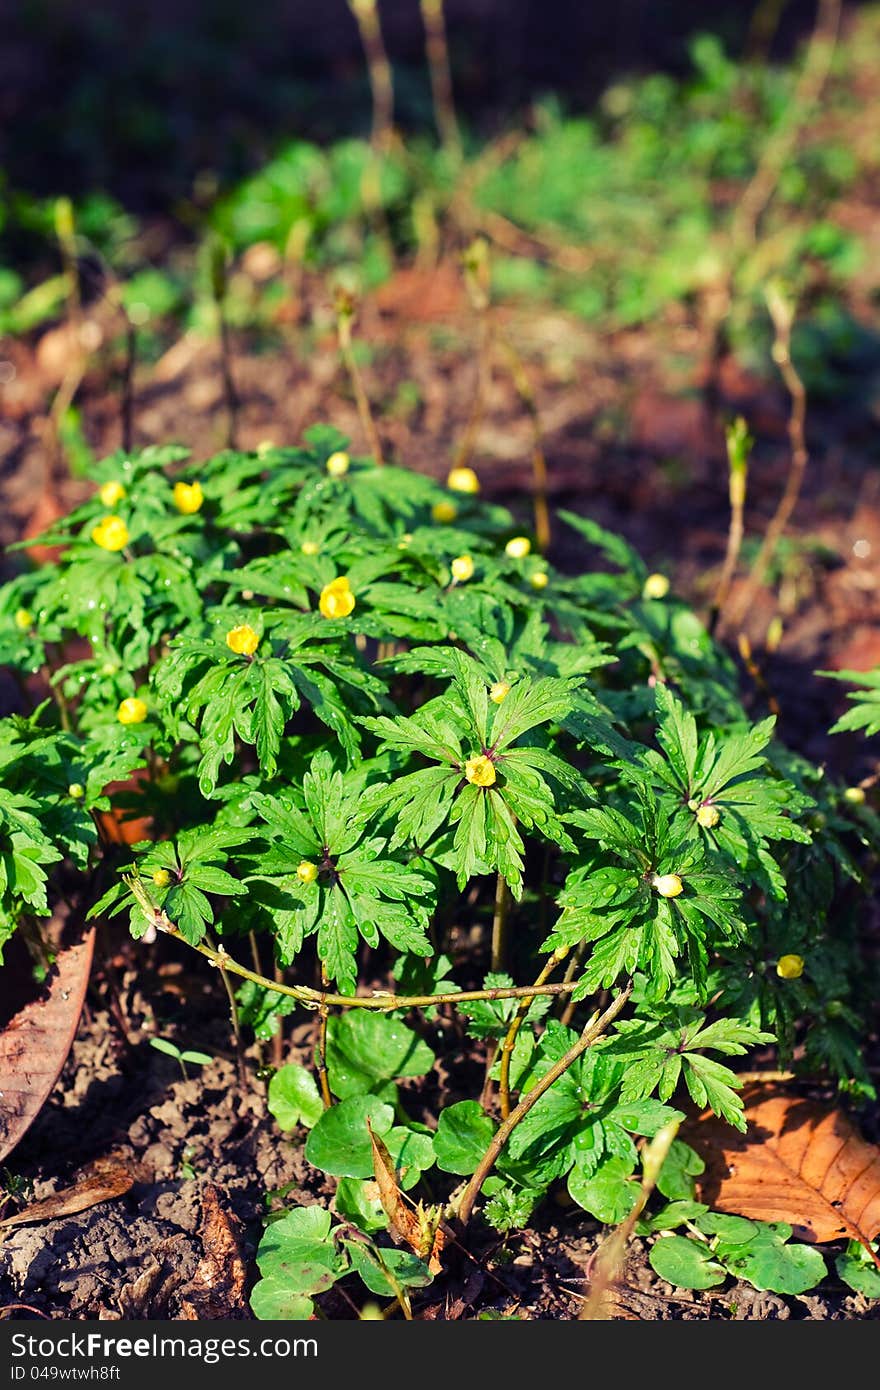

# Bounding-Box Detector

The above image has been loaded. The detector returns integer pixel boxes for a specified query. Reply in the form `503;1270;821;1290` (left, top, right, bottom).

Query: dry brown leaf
688;1085;880;1261
0;930;95;1164
0;1156;135;1231
366;1119;446;1275
177;1184;247;1319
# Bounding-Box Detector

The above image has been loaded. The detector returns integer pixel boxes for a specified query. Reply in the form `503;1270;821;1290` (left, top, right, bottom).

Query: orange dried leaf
0;1156;135;1231
366;1119;446;1275
688;1086;880;1264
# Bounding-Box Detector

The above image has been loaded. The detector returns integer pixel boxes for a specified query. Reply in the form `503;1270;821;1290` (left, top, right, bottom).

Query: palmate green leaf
568;1154;640;1223
714;1221;827;1295
649;1235;727;1290
325;1011;435;1100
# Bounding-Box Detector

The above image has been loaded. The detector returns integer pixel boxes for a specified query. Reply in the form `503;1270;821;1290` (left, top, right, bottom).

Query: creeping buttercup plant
0;430;876;1317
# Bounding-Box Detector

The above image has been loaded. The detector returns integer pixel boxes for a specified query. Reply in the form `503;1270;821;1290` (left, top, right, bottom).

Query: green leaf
325;1012;435;1100
717;1223;827;1295
568;1155;640;1223
305;1095;394;1178
268;1063;325;1131
433;1100;496;1175
249;1281;315;1321
835;1241;880;1298
334;1177;388;1234
649;1235;727;1290
656;1140;705;1201
344;1242;433;1297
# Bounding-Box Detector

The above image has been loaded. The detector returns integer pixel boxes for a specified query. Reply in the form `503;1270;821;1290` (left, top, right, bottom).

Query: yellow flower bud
465;754;496;787
67;782;85;800
505;536;531;559
652;872;683;898
446;467;480;495
326;450;350;478
530;570;549;590
117;697;148;726
301;540;320;556
152;868;171;888
844;786;866;805
297;860;319;884
432;500;458;524
91;515;130;552
99;480;126;508
643;573;670;600
450;555;474;583
256;439;275;458
489;681;511;704
14;608;33;631
319;577;356;619
226;624;260;656
173;480;204;515
776;953;805;980
696;804;720;829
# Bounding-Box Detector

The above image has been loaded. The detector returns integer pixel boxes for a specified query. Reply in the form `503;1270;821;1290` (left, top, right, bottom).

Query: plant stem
497;338;551;551
709;419;750;637
498;948;567;1119
349;0;394;154
420;0;461;160
336;290;385;466
454;237;492;472
490;872;509;973
316;967;333;1109
456;983;633;1228
557;941;587;1026
724;282;809;632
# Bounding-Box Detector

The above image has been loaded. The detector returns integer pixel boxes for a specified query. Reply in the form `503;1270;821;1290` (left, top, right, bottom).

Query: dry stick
557;941;587;1026
335;290;385;466
723;282;809;635
708;417;751;636
456;984;633;1228
497;338;551;552
121;321;137;455
736;632;781;718
420;0;462;161
580;1119;680;1320
209;240;239;449
498;948;567;1120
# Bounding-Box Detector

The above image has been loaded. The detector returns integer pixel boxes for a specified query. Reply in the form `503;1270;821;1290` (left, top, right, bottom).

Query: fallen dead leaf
0;929;95;1164
367;1119;446;1275
687;1085;880;1265
0;1155;135;1231
178;1184;247;1319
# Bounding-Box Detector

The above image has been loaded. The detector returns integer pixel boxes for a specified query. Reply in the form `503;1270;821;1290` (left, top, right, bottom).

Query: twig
454;237;493;471
497;338;551;551
455;984;633;1228
335;288;385;466
420;0;462;161
580;1119;680;1320
709;416;752;636
498;948;567;1119
736;632;781;718
725;282;808;631
316;968;333;1109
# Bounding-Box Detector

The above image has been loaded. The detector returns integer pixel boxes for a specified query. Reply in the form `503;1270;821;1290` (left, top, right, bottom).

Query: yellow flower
432;500;458;524
173;480;204;515
643;573;670;600
465;754;496;787
100;480;126;508
297;861;319;884
152;868;171;888
489;681;511;704
652;872;683;898
117;697;148;726
844;786;866;805
776;953;805;980
319;577;356;619
447;466;480;495
696;804;720;829
505;536;531;559
256;439;275;458
91;515;130;552
67;782;85;800
226;624;260;657
326;450;350;478
530;570;549;590
14;608;33;631
300;540;320;556
450;555;474;583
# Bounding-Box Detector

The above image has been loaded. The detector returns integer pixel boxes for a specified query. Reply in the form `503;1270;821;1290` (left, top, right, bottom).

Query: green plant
0;430;875;1319
148;1036;214;1080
